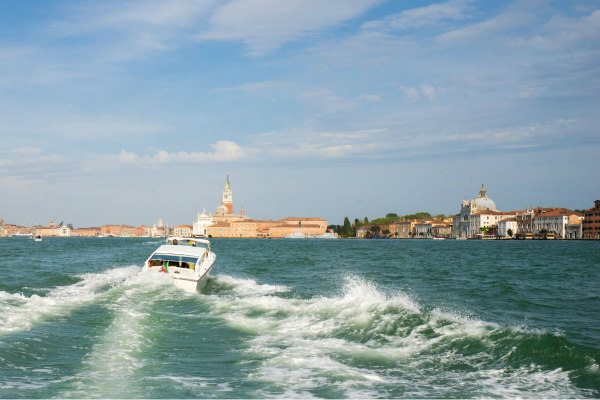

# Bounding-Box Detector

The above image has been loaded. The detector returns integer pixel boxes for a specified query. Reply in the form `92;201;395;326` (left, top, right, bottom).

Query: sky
1;0;599;227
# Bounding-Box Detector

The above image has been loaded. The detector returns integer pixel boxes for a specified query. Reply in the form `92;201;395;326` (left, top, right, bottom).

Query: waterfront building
356;226;369;238
193;209;213;237
583;200;600;239
56;225;72;237
35;225;57;237
414;222;433;238
498;218;518;237
121;226;144;237
72;227;101;237
567;223;583;239
173;224;193;237
152;219;169;237
431;222;452;238
206;217;327;238
194;176;326;238
268;218;328;238
453;186;502;238
101;225;125;237
533;209;583;239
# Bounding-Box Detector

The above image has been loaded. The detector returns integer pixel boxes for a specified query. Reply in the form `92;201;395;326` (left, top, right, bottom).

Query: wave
0;265;175;335
204;274;598;398
60;269;180;398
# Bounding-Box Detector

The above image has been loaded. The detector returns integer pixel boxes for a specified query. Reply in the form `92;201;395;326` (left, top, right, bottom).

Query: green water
0;238;599;398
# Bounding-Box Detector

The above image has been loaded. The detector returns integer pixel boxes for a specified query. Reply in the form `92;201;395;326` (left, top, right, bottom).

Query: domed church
453;185;500;238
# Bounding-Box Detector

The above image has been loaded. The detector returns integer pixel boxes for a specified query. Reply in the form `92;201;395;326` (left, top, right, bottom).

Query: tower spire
221;175;233;214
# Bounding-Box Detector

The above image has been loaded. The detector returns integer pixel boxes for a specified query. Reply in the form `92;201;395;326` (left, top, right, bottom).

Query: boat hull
171;263;213;293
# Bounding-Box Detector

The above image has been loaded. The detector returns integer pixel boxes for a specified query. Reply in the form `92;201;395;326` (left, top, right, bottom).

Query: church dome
472;185;496;211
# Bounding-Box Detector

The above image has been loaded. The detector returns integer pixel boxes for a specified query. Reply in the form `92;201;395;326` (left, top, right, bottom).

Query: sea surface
0;237;599;398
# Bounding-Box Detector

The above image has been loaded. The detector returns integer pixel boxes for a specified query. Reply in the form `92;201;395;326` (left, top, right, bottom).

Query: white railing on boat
166;236;211;250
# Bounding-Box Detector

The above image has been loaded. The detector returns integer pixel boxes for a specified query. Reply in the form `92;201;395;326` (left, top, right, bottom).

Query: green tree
343;217;352;237
363;217;369;225
370;225;381;234
507;228;513;237
382;229;391;236
354;218;361;228
386;213;398;219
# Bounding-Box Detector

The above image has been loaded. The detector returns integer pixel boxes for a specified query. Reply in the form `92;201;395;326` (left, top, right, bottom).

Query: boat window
149;254;198;269
151;254;180;262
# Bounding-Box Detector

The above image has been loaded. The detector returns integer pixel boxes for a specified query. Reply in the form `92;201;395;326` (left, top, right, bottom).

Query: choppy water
0;237;599;398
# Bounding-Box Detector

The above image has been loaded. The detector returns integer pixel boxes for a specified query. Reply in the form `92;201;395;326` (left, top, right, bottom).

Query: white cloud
249;128;386;159
48;118;169;139
54;0;217;33
212;80;281;93
107;140;245;166
436;4;534;43
400;84;439;101
299;89;381;112
197;0;382;55
364;0;473;30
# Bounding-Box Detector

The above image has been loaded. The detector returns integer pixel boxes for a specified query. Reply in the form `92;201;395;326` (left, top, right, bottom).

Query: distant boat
432;237;446;240
314;232;338;239
285;232;307;239
34;235;42;242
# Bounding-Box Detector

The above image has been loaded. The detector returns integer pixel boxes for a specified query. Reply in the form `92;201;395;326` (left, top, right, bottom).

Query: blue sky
1;0;599;227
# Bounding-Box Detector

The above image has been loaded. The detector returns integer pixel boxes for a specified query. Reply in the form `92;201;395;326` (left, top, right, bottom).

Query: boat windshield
149;254;198;269
167;238;203;247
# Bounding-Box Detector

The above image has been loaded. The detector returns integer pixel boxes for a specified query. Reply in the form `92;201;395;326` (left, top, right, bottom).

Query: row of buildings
356;186;600;240
0;177;329;239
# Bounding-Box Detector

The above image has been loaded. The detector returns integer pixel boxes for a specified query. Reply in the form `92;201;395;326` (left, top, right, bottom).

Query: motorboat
314;232;339;239
33;235;42;242
142;237;216;293
284;232;307;239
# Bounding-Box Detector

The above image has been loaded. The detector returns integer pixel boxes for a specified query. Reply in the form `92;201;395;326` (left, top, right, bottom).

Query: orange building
583;200;600;239
72;227;101;237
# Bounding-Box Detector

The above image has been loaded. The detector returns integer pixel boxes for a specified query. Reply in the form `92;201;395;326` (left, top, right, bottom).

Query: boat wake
204;274;598;398
0;266;143;334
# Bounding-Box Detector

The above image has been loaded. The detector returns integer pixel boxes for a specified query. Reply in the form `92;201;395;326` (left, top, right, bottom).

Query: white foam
214;274;289;296
204;274;585;398
63;272;178;398
0;266;141;334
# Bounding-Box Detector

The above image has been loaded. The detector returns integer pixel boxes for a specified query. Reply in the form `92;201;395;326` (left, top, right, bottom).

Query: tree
370;225;381;234
507;228;513;237
354;218;361;228
363;217;369;225
386;213;398;219
343;217;352;237
382;229;391;236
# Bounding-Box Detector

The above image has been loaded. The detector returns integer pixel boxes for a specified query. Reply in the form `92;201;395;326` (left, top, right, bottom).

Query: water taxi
142;237;216;293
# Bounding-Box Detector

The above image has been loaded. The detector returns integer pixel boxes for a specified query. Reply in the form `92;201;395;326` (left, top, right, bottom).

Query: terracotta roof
534;208;580;217
281;217;325;221
272;224;323;228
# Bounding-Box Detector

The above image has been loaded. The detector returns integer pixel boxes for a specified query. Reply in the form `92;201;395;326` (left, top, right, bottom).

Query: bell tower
222;175;233;214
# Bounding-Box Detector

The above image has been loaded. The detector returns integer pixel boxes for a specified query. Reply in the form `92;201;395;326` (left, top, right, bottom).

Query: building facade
173;225;193;237
498;218;518;237
583;200;600;239
533;209;583;239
